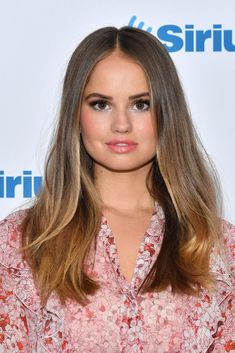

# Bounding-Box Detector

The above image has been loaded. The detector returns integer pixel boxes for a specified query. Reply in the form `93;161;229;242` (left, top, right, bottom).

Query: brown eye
133;99;150;111
89;100;110;111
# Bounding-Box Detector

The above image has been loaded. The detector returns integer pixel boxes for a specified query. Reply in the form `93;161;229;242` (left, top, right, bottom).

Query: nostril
114;129;130;134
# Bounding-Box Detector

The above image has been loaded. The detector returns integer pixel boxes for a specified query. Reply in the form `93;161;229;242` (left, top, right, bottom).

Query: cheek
80;110;96;136
137;117;157;140
80;110;108;145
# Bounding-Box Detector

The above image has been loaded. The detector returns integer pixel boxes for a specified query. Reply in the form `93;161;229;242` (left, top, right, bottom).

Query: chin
95;159;153;173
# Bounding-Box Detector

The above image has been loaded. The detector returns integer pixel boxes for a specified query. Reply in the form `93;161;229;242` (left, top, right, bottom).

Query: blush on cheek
80;110;108;137
80;111;96;134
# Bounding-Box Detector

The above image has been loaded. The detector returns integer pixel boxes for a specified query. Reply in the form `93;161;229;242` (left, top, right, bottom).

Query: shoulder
0;208;29;269
220;218;235;245
218;218;235;275
208;217;235;303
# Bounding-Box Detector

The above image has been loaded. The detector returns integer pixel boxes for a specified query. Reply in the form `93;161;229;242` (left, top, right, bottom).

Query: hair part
20;26;222;306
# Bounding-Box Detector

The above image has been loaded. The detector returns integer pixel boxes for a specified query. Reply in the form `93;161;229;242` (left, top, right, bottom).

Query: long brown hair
20;26;222;306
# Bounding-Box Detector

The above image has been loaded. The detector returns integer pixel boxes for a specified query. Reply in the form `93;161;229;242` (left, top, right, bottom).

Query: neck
94;162;155;212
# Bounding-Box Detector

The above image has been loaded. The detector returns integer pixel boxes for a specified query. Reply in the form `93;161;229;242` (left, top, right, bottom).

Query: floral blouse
0;201;234;353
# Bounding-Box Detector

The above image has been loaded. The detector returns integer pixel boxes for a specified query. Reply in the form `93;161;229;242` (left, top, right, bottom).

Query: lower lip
106;144;138;153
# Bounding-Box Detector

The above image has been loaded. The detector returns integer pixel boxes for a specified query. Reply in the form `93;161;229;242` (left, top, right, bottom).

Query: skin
80;50;157;213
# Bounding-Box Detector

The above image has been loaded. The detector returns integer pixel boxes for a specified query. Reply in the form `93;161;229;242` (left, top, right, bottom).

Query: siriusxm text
128;16;235;52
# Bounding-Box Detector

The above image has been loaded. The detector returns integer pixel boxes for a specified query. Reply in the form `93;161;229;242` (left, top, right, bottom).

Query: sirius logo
0;170;42;198
128;16;235;52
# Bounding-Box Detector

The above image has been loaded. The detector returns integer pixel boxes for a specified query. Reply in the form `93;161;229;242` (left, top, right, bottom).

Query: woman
0;26;234;352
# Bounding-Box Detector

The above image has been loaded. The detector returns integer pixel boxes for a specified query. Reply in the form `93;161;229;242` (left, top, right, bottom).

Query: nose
111;109;132;134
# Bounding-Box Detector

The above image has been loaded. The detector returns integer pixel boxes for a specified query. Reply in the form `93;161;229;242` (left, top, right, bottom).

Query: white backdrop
0;0;234;223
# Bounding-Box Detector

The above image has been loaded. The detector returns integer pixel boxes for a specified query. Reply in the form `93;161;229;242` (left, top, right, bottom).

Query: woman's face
80;51;157;173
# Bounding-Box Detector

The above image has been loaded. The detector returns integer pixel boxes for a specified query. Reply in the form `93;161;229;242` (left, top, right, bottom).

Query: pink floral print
0;201;234;352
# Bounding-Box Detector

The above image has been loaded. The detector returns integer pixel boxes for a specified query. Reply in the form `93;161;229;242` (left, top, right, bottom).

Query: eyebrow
84;92;150;100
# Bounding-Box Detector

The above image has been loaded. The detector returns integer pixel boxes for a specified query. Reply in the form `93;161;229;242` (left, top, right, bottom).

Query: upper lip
106;139;138;145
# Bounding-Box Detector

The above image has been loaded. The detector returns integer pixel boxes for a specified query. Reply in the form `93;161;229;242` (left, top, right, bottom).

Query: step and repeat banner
0;0;235;223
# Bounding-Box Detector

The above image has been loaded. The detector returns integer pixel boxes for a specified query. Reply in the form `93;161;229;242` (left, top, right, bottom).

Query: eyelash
88;99;150;112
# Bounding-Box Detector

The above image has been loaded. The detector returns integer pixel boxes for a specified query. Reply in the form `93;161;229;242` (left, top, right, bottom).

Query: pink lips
106;140;138;153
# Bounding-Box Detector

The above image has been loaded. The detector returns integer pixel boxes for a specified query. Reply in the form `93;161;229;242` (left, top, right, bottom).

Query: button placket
120;292;144;349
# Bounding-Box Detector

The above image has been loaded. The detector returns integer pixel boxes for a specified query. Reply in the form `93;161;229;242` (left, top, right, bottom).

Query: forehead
84;52;150;92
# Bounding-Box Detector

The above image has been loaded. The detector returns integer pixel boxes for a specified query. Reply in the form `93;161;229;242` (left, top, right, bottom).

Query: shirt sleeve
213;219;235;352
0;213;34;353
0;212;72;353
0;265;34;352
